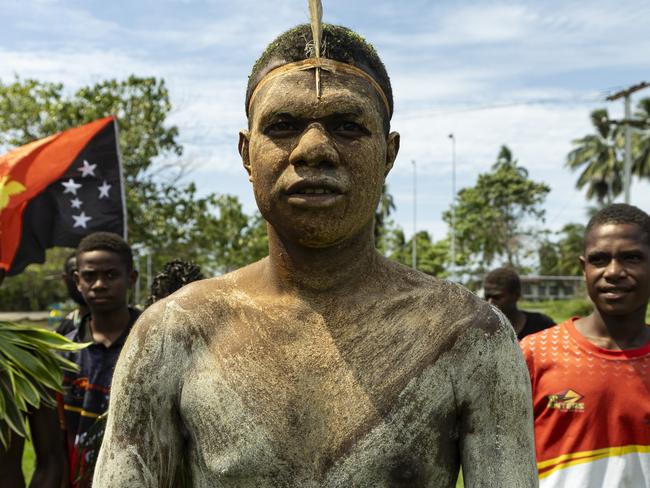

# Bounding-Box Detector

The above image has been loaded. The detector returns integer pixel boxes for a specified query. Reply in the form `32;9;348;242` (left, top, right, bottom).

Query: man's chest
176;335;460;486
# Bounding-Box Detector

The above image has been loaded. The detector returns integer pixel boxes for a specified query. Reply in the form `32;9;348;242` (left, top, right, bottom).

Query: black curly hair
146;259;204;306
246;23;393;133
484;267;521;295
585;204;650;247
76;232;133;272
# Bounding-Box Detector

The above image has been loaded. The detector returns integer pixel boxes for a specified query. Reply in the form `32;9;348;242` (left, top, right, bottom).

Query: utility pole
412;159;417;270
448;134;456;281
606;81;650;203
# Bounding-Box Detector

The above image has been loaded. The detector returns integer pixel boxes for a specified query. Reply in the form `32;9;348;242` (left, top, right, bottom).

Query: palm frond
0;321;88;448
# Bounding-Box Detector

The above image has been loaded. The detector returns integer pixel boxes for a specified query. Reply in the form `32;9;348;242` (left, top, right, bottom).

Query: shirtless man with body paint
94;24;537;488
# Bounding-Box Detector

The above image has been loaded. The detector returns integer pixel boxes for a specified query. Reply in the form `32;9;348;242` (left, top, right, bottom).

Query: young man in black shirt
484;267;555;340
58;231;138;488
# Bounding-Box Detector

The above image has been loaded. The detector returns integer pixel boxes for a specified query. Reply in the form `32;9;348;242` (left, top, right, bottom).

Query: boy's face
240;69;399;247
580;223;650;317
75;250;135;313
484;284;519;315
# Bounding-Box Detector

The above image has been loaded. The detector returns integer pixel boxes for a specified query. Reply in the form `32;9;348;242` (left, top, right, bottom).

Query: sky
1;0;649;250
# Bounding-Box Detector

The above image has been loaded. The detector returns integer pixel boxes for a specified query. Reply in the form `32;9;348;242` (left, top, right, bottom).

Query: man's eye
80;272;96;282
623;254;643;263
589;256;609;266
334;121;364;133
265;121;298;134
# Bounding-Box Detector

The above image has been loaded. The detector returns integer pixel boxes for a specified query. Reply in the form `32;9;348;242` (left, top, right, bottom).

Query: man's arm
93;302;186;487
0;432;26;488
455;309;537;487
28;404;64;488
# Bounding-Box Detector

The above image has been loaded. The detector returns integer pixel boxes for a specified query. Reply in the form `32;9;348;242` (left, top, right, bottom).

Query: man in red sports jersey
520;203;650;487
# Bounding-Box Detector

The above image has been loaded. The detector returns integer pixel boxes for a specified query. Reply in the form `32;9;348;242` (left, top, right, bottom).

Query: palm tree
566;109;623;204
374;183;396;246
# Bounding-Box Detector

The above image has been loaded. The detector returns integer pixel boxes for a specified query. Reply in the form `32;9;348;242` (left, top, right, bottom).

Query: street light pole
448;134;456;281
624;94;632;203
606;81;650;203
412;159;417;270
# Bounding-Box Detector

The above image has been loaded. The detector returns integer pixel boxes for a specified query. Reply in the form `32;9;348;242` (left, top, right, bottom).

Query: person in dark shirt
484;267;555;340
54;232;138;488
56;252;89;336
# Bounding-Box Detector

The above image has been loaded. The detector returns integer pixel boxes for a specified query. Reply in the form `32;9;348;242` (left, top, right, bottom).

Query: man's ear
73;270;81;290
579;255;586;275
384;131;400;176
239;130;253;182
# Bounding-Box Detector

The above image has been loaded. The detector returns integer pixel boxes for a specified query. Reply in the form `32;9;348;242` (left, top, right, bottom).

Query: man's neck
575;306;650;350
505;308;526;335
78;304;89;318
89;306;131;347
263;222;380;299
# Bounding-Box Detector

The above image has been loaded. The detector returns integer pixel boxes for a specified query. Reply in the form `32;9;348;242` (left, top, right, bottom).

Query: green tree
374;184;396;252
0;76;268;286
538;223;584;276
443;146;550;268
387;230;452;277
566;108;624;203
0;248;72;311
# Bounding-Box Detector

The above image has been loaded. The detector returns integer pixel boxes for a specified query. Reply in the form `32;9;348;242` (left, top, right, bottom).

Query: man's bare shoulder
129;261;263;349
378;257;505;339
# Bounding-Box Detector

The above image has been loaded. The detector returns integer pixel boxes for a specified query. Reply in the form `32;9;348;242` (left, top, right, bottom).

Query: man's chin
88;300;121;313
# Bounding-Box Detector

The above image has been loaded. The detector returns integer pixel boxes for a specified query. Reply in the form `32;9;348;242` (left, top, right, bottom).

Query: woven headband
247;58;391;116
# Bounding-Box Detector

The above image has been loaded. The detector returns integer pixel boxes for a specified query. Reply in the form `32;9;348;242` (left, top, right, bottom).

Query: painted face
75;250;135;313
580;223;650;317
240;69;399;247
484;284;519;315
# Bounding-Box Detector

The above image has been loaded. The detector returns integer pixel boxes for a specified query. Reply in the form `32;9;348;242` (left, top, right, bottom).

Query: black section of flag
9;122;125;275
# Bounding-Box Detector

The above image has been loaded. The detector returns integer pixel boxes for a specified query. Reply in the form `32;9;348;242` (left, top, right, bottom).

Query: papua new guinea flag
0;116;127;275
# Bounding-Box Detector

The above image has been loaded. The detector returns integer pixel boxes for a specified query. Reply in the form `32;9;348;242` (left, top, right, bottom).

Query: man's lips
88;295;113;302
598;287;633;299
284;179;346;207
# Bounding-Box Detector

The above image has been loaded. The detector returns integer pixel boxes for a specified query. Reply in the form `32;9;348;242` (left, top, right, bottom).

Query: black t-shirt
518;310;555;340
55;309;83;336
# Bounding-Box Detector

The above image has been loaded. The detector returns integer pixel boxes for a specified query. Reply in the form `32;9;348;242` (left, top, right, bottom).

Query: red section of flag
0;117;115;272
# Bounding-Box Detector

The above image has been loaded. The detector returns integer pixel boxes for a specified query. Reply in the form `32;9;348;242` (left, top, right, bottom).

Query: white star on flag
70;198;82;209
98;181;111;199
72;211;92;229
61;178;82;195
78;160;97;177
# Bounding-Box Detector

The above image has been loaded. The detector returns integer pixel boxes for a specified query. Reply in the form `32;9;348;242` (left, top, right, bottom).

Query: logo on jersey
547;389;585;412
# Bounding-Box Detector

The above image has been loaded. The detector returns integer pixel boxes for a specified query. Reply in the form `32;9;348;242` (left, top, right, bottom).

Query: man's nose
289;123;339;168
604;259;626;279
91;276;108;289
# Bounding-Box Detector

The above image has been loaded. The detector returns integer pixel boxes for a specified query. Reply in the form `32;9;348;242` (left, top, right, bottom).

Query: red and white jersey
520;318;650;488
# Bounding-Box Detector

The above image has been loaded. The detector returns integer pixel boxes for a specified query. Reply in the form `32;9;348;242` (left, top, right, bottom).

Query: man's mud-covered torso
95;258;535;487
